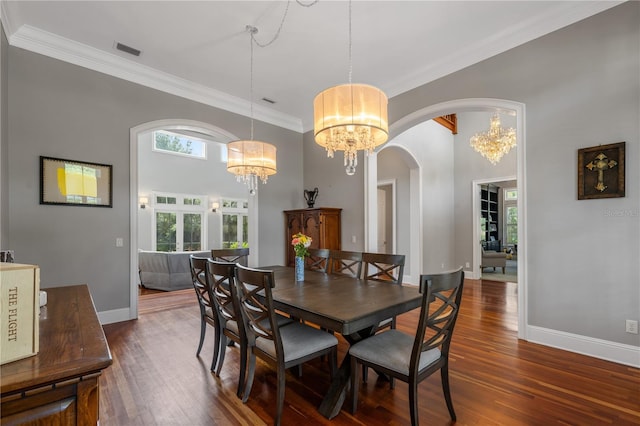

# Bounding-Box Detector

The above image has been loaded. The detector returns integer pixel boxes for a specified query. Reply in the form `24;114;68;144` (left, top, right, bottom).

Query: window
221;198;249;248
503;188;518;246
153;130;207;159
152;192;207;252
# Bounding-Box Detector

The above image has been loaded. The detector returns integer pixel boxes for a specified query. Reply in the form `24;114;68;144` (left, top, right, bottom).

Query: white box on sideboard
1;263;40;365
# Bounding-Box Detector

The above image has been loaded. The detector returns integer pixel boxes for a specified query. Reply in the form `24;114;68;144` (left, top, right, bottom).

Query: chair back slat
189;255;214;311
212;248;250;266
329;250;363;278
413;267;464;367
363;252;405;284
206;260;238;324
234;265;280;351
306;248;330;272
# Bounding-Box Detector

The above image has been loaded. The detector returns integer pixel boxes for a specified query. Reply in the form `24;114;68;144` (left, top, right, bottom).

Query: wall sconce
211;201;220;213
139;196;149;209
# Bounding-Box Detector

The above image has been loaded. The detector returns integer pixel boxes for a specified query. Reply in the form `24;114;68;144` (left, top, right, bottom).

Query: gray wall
304;3;639;347
388;120;455;274
1;23;8;248
6;47;301;313
303;132;365;251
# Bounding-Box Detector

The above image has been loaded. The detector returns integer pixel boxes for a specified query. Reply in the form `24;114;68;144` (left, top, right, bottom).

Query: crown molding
8;25;303;133
0;1;16;37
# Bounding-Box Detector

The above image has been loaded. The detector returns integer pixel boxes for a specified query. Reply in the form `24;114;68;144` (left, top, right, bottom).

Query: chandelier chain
296;0;319;7
250;1;292;48
246;26;257;141
348;0;352;84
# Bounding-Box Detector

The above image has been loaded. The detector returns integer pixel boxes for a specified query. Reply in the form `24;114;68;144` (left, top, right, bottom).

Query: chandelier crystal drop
312;0;388;175
469;113;516;165
226;25;277;194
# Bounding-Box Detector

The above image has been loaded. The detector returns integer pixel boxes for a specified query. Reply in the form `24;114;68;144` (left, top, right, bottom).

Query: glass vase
295;256;305;282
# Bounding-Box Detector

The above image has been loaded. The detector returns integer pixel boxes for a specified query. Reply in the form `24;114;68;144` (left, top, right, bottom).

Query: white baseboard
527;325;640;368
98;308;135;325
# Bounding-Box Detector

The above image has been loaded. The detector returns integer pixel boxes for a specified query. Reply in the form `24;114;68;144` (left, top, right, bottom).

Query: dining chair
211;248;250;266
361;252;406;383
207;260;295;398
329;250;363;278
205;259;246;397
306;247;330;272
233;264;338;425
188;255;218;370
363;252;405;330
349;267;465;426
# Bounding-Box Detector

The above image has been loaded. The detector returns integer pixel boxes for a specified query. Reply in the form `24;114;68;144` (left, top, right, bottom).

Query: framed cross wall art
577;142;625;200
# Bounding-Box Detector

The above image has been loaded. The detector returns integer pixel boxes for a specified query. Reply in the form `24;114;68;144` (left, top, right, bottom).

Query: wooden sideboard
284;207;342;267
1;285;112;425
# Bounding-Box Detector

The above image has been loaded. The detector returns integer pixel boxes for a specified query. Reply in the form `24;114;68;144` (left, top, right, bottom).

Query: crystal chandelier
313;0;388;176
227;25;277;194
469;113;516;165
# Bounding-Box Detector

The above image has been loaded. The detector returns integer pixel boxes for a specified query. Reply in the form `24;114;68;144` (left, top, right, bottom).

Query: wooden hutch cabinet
284;208;342;266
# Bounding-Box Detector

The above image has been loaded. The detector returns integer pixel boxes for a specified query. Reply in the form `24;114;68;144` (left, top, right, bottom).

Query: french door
155;211;203;252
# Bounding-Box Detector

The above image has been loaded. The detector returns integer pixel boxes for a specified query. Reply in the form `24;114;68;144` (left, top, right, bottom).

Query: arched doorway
128;119;249;319
365;98;527;339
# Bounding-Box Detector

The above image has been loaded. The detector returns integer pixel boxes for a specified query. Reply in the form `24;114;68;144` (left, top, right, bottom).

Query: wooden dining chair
205;259;246;397
329;250;363;278
188;255;218;370
349;267;465;425
363;252;406;330
363;252;405;284
211;248;250;266
361;252;406;383
233;264;338;426
306;248;330;272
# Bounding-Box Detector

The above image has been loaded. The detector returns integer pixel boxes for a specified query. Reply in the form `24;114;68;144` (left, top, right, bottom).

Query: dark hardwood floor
101;280;640;425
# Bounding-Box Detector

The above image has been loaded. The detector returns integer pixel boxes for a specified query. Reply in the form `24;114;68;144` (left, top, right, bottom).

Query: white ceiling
0;1;624;132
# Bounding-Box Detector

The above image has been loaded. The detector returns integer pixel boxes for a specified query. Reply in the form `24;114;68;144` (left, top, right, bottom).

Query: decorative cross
585;153;617;192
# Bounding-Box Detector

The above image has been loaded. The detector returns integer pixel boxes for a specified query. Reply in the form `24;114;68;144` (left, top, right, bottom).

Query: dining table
258;265;422;419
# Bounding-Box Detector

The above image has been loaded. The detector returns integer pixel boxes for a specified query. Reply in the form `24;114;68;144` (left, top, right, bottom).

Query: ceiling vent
115;42;141;57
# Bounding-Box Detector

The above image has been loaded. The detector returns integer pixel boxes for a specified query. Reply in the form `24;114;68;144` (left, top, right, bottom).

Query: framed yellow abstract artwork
40;156;112;207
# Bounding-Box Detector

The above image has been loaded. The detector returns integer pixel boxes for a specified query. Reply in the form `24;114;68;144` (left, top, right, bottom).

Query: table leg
318;327;373;419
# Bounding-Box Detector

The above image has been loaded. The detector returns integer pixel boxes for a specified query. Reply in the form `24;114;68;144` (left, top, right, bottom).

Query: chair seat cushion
349;330;441;376
227;314;292;335
256;322;337;362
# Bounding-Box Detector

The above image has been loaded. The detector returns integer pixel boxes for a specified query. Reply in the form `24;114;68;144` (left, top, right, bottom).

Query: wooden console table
1;285;112;425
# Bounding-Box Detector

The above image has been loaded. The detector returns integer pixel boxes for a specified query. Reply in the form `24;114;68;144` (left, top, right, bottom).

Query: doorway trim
129;119;239;320
472;176;517;279
377;179;397;254
365;98;527;340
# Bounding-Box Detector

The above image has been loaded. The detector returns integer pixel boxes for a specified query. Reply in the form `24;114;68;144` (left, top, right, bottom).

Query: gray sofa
138;250;209;291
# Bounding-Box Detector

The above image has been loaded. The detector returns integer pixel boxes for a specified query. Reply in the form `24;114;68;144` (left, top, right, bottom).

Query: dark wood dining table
259;265;422;419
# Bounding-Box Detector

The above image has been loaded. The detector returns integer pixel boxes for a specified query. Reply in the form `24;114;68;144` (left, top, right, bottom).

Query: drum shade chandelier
313;0;388;175
227;25;277;195
469;113;516;165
